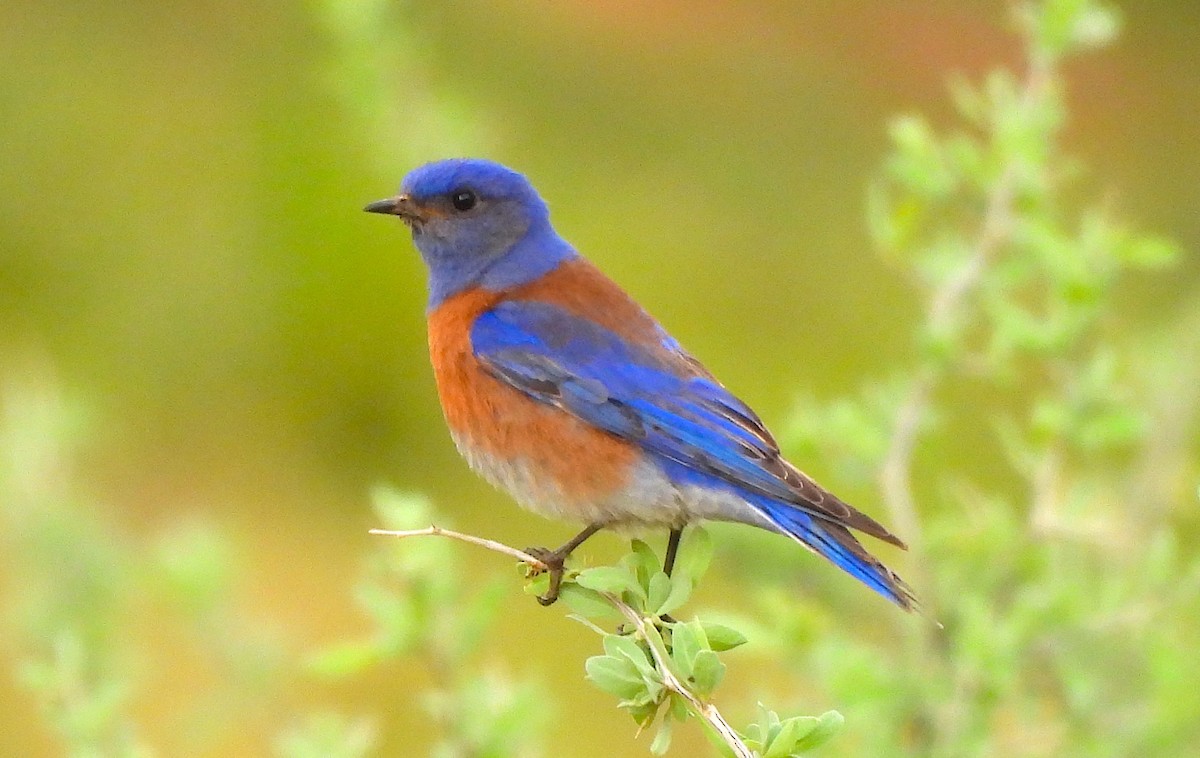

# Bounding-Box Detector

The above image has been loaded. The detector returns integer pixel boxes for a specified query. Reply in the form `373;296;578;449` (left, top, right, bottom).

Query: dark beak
363;197;401;215
364;194;423;226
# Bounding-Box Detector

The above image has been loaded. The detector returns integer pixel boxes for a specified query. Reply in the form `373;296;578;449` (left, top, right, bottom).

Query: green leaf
1032;397;1070;441
635;676;667;707
577;565;641;596
626;699;665;728
670;621;705;676
669;693;689;721
604;634;653;673
761;705;782;732
655;574;693;617
369;487;434;530
1071;4;1121;49
768;714;825;758
793;710;844;751
740;709;766;747
647;572;672;615
1074;406;1145;451
764;716;817;758
1117;235;1179;269
628;540;661;587
701;623;748;652
690;650;724;696
558;584;621;620
649;713;674;755
305;640;381;678
886;114;957;198
672;527;713;586
585;655;644;700
642;614;670;654
275;711;377;758
153;522;233;615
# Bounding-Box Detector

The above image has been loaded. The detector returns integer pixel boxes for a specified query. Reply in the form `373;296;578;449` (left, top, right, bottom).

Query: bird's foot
524;523;605;607
524;546;567;606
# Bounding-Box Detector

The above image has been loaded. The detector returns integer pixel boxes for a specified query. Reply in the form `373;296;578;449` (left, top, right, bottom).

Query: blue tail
753;496;916;610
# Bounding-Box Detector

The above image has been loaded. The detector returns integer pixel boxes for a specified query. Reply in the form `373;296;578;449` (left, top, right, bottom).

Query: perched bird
365;158;915;610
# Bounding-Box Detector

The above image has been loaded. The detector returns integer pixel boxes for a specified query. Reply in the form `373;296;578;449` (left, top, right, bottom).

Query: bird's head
366;159;572;306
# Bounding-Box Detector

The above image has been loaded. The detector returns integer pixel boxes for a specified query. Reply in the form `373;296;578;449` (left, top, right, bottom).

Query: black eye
450;189;477;212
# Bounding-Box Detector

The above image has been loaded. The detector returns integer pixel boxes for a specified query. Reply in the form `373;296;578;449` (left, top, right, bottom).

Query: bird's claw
525;546;566;606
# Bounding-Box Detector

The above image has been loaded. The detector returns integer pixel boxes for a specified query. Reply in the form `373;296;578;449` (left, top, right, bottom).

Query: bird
365;158;916;610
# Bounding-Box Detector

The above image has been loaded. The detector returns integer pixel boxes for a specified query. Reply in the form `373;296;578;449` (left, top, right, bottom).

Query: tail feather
754;497;918;610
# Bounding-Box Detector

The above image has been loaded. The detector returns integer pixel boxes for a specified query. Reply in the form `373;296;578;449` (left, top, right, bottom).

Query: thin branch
878;57;1051;555
880;164;1020;550
369;525;549;569
1028;443;1063;538
370;525;753;758
879;366;935;553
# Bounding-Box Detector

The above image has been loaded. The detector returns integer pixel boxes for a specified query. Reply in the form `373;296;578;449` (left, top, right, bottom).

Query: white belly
452;431;778;533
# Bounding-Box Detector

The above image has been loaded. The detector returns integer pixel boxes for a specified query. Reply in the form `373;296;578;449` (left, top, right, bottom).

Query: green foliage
0;386;546;757
775;1;1199;756
15;631;148;758
741;708;843;758
561;530;832;756
0;377;285;756
569;532;709;619
313;0;482;173
301;488;547;758
274;712;377;758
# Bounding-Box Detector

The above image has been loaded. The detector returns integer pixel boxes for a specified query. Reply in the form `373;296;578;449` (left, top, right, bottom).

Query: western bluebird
365;158;915;610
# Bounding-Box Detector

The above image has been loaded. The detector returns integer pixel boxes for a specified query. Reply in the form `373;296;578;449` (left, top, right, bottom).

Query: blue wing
471;300;914;608
472;302;778;484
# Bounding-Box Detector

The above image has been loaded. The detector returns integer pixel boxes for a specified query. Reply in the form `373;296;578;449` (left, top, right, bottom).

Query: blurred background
1;0;1197;755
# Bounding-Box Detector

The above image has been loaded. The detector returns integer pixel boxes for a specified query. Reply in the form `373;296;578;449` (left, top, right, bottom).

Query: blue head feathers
366;158;576;307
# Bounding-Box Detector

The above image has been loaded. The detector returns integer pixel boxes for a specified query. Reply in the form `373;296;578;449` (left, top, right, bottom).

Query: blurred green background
2;0;1198;755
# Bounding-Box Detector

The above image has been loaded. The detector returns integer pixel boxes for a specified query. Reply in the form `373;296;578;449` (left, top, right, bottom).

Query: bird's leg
662;527;684;576
656;527;686;626
525;523;603;606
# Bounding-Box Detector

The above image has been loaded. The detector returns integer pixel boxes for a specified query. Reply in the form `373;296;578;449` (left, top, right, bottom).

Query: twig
880;164;1019;551
1028;443;1063;538
878;57;1051;555
369;525;549;569
370;525;753;758
878;366;936;553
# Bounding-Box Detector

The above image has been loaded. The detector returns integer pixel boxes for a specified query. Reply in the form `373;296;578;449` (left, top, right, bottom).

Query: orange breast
426;284;640;509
